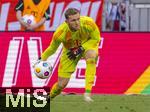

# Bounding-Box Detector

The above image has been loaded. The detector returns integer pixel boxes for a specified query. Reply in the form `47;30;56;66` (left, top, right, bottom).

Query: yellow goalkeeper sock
50;82;62;99
85;58;96;93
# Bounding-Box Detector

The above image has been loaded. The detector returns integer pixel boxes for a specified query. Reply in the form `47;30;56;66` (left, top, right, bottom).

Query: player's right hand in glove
67;46;84;60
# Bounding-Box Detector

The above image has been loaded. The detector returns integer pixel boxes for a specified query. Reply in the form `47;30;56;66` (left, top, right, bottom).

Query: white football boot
84;93;94;103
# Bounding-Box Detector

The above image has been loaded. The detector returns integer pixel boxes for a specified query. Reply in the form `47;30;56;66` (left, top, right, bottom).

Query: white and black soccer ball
22;14;36;25
34;61;52;79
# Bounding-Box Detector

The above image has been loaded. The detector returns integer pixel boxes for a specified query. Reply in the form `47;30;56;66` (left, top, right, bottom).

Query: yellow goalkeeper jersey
41;16;101;60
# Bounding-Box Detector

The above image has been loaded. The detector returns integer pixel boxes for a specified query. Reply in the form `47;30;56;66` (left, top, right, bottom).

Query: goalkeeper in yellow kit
39;8;101;102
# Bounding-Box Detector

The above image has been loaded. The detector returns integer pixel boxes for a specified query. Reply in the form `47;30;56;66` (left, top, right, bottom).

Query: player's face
66;13;80;31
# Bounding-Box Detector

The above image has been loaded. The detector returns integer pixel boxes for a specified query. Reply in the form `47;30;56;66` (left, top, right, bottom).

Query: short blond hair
65;8;80;19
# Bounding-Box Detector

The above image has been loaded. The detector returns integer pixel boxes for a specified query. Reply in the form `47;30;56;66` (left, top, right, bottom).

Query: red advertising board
0;32;150;94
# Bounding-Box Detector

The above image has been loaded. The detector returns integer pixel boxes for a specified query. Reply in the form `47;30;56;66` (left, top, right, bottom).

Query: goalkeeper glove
67;46;84;60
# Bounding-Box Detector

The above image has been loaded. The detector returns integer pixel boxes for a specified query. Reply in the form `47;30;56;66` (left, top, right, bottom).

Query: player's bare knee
85;50;97;59
62;83;68;88
58;77;70;89
57;83;65;89
58;81;68;89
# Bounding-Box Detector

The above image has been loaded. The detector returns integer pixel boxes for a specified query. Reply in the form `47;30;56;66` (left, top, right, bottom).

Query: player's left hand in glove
67;46;84;60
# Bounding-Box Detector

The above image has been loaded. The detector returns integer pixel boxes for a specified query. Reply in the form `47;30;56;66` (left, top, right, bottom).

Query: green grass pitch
50;94;150;112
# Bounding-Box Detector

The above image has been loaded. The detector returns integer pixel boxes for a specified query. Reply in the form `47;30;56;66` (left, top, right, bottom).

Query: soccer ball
34;61;52;79
22;14;36;25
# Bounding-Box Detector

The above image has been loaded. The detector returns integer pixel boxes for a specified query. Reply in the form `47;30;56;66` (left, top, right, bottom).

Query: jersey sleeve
41;29;63;60
82;19;101;50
